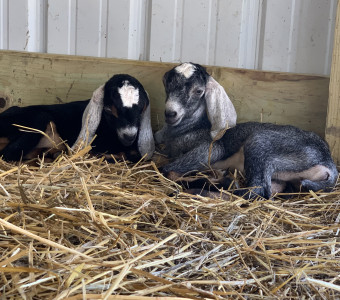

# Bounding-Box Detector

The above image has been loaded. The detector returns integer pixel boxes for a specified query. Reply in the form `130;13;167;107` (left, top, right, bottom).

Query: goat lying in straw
156;62;338;199
0;74;154;162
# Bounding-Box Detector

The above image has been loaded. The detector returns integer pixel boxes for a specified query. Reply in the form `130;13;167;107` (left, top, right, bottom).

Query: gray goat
155;62;237;156
156;62;338;199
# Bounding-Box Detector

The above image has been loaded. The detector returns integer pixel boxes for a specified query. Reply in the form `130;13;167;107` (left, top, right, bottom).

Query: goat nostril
165;110;177;119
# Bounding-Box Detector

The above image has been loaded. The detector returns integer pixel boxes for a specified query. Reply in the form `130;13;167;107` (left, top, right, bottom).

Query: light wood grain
0;50;329;137
326;1;340;165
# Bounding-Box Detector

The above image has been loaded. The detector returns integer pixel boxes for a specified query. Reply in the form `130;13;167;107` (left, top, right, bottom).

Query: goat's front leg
160;140;225;175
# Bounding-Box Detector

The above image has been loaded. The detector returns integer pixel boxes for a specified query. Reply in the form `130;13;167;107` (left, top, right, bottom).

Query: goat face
73;74;155;160
103;75;148;147
163;62;210;127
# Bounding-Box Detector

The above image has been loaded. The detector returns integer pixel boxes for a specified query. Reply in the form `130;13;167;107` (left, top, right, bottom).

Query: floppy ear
72;84;105;150
205;76;237;139
137;97;155;160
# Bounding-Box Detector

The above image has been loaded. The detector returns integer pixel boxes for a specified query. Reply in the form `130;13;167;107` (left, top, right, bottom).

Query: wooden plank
326;0;340;165
0;50;329;137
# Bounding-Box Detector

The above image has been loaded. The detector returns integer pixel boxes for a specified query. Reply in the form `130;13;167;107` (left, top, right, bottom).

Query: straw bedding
0;149;339;299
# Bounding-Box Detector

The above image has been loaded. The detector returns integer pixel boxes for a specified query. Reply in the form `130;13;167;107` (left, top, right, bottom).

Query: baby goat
0;74;154;162
155;62;237;157
157;63;338;199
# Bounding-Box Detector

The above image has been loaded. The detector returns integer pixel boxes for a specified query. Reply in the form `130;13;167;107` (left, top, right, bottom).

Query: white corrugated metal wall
0;0;337;75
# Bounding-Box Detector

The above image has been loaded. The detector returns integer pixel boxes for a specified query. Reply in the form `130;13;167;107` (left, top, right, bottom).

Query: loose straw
0;218;94;260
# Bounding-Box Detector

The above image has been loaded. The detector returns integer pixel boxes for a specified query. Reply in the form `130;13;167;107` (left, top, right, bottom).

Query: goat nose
165;110;177;119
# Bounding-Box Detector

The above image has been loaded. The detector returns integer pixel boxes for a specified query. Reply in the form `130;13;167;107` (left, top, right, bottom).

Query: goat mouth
165;117;182;126
119;134;137;146
118;127;138;146
120;138;136;147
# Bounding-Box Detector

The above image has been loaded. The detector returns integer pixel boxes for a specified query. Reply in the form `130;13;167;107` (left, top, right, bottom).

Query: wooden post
326;1;340;165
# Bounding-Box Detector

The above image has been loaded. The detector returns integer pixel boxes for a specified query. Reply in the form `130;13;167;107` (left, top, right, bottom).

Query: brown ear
110;105;118;118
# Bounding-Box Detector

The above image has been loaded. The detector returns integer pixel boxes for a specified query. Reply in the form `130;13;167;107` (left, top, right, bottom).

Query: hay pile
0;151;339;299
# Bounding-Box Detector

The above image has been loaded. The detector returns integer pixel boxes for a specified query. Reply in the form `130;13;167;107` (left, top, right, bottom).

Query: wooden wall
0;50;330;139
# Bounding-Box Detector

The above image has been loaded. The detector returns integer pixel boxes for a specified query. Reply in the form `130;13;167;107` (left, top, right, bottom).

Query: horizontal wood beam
0;50;329;137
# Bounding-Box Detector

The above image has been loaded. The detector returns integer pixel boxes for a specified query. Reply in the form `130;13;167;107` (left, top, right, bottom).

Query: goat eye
104;107;111;113
195;89;204;95
104;106;118;118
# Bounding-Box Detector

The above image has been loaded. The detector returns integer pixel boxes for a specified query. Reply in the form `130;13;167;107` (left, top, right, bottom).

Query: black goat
0;74;155;162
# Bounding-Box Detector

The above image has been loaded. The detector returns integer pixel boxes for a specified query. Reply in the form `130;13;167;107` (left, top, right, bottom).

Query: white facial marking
118;81;139;108
117;126;138;140
175;63;196;78
165;101;185;117
165;100;185;125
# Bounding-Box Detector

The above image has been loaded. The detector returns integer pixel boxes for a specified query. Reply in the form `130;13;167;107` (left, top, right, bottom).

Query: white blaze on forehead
118;81;139;107
175;63;196;78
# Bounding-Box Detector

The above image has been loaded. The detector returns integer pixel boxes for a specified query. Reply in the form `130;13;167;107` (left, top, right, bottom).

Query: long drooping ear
72;84;105;150
205;76;237;139
137;97;155;160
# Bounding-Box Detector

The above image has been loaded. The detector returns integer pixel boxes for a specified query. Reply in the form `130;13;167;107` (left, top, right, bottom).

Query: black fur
0;101;86;161
0;74;150;162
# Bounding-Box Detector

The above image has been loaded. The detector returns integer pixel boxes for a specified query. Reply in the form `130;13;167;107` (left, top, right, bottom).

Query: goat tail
301;164;339;192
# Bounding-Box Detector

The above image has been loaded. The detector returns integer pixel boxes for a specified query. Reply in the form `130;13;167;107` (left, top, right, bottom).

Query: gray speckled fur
156;62;236;171
73;85;105;148
164;121;339;199
157;64;338;199
224;122;338;198
162;106;212;158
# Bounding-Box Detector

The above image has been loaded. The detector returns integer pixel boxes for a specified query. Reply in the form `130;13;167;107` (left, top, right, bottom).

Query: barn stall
0;1;340;299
